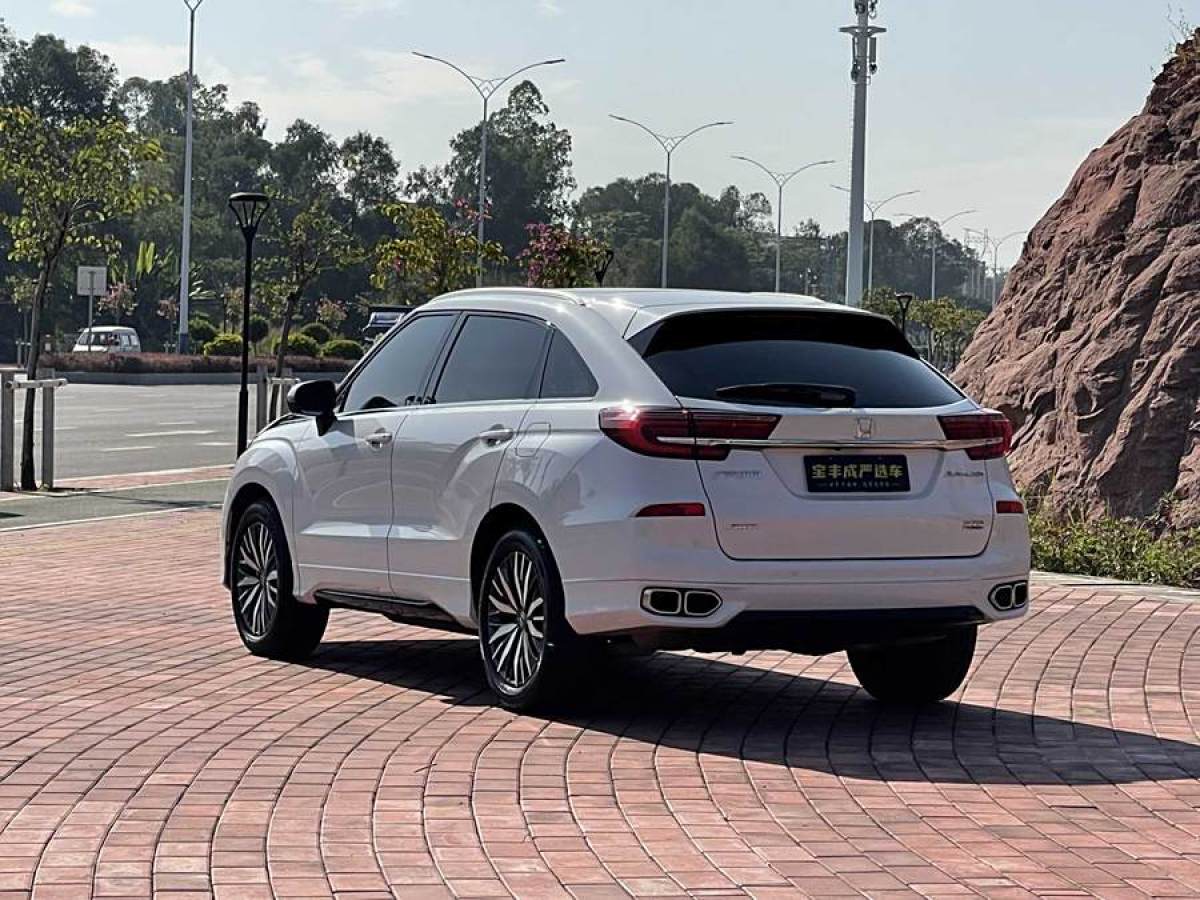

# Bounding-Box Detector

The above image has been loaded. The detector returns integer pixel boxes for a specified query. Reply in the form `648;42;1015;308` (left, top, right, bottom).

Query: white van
72;326;142;353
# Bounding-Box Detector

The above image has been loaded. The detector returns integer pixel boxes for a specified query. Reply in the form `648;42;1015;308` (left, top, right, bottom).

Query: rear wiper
714;382;857;408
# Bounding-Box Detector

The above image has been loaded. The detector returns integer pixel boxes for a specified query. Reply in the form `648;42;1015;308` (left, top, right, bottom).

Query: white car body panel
222;287;1032;644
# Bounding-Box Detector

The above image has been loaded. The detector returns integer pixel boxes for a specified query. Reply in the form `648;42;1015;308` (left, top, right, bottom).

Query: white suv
221;288;1030;710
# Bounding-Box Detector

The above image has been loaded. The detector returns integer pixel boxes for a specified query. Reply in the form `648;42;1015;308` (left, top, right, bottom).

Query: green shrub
189;316;217;347
203;333;243;357
271;332;321;358
299;322;333;345
248;314;270;345
320;338;364;361
1029;505;1200;588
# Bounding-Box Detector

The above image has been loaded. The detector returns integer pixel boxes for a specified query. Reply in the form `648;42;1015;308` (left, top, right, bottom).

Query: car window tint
630;310;963;409
433;315;547;404
343;314;454;412
540;331;598;399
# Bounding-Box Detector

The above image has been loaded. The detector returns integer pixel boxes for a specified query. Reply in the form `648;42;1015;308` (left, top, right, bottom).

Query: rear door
388;313;549;597
630;309;997;561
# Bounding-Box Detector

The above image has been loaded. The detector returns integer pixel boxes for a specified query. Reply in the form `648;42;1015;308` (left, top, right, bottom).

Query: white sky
12;0;1200;266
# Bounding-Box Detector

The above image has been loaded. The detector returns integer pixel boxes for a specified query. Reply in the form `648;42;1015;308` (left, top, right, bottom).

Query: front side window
433;315;548;404
540;331;598;399
342;314;454;413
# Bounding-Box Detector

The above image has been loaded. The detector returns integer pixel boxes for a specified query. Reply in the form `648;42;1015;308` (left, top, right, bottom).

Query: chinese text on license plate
804;454;910;493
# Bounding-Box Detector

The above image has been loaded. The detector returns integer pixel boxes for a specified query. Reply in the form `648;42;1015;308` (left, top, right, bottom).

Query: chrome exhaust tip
641;588;682;616
683;590;722;617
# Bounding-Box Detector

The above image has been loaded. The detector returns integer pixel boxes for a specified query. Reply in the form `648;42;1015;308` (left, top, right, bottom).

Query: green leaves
372;202;505;299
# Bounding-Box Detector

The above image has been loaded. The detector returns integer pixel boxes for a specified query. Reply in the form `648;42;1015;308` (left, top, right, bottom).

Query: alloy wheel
235;521;279;639
485;549;547;692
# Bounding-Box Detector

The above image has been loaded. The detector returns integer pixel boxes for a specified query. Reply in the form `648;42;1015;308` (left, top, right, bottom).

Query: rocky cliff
955;34;1200;523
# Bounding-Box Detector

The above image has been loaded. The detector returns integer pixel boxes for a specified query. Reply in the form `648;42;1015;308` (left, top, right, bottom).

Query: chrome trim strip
655;436;998;451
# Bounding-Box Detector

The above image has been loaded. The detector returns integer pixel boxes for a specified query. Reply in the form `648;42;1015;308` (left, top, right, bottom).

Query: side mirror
287;379;337;431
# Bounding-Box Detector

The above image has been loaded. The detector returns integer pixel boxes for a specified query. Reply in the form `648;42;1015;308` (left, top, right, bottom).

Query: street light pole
929;209;975;300
733;155;835;292
832;186;917;297
988;230;1025;307
610;115;732;288
412;52;565;287
840;0;885;308
177;0;204;354
228;192;270;458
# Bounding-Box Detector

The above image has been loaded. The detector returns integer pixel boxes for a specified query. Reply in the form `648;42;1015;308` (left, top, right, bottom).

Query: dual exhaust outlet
989;581;1029;612
642;587;723;618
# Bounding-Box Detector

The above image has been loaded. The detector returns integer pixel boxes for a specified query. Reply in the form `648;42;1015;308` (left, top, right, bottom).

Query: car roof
79;326;137;333
426;287;878;334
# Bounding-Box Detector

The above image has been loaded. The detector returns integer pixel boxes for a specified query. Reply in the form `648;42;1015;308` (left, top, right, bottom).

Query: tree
517;223;611;288
340;131;399;217
438;81;574;257
0;107;163;487
0;32;120;125
372;201;504;301
260;197;361;377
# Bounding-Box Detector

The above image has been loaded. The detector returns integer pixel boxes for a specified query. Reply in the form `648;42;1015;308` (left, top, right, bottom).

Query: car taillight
938;412;1013;460
599;406;779;460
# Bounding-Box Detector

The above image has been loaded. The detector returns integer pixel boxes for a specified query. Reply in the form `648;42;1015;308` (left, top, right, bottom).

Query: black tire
477;528;584;712
848;625;976;704
230;500;327;661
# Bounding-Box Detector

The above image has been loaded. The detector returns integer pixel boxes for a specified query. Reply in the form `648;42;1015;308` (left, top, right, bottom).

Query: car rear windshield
628;310;964;409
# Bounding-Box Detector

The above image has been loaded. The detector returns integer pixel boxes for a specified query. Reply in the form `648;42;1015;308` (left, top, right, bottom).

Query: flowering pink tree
517;223;612;288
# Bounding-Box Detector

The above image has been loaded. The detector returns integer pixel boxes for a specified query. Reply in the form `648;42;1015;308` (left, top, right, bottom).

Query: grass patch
1030;503;1200;588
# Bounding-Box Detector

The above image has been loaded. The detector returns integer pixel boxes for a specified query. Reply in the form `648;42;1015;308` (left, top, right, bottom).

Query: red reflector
635;502;707;518
996;500;1025;515
938;412;1013;460
599;406;779;460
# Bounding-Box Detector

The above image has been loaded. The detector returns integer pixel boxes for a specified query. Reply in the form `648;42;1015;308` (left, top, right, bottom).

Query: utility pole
177;0;204;355
840;0;884;307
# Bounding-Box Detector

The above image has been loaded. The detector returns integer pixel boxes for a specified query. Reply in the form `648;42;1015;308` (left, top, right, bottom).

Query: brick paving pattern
1;509;1199;899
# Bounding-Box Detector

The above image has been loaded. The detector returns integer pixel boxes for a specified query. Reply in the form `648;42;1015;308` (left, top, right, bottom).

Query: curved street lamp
832;185;918;297
610;114;732;288
915;208;976;300
987;230;1026;307
229;191;270;457
413;51;565;287
734;156;835;292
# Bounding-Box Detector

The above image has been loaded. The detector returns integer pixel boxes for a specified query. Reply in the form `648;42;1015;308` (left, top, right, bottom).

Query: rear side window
343;313;455;412
540;332;598;399
433;314;548;404
629;310;963;409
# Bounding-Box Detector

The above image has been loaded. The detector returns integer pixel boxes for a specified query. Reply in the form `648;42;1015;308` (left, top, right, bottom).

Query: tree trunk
20;260;54;490
271;290;301;413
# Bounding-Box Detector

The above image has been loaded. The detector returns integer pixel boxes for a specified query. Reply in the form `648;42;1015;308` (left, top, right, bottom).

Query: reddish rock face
955;36;1200;524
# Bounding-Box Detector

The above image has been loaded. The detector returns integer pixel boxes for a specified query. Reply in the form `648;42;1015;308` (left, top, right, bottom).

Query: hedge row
44;352;353;374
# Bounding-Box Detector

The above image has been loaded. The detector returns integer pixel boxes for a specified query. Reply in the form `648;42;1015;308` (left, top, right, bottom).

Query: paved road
0;478;226;531
1;509;1198;898
12;383;249;479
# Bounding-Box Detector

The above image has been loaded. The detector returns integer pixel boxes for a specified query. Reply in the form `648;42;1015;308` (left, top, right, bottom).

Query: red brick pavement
1;509;1199;899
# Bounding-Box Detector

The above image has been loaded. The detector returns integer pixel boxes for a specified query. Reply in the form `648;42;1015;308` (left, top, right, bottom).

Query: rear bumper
557;515;1031;644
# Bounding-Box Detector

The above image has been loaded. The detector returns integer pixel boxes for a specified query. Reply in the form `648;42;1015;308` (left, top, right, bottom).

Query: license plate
804;454;910;493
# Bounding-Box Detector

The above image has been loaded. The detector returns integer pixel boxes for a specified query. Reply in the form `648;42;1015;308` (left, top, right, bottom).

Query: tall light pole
832;185;917;297
928;209;975;299
413;52;565;287
610;115;732;288
177;0;204;354
734;156;835;292
840;0;885;307
987;230;1025;307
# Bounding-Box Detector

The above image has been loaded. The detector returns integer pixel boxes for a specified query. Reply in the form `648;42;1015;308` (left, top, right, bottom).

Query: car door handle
478;427;515;445
364;430;393;449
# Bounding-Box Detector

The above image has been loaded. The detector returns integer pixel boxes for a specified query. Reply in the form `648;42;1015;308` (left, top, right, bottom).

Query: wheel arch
469;503;552;619
224;482;289;587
